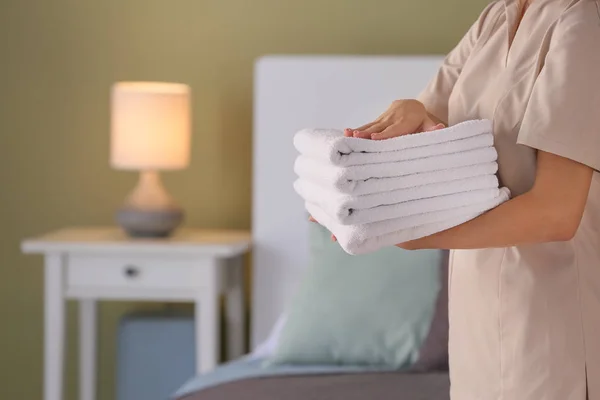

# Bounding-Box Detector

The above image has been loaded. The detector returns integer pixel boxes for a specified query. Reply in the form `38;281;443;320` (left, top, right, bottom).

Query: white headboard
251;55;444;348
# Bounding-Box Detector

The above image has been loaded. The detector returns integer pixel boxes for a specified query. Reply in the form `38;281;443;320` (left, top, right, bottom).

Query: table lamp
110;81;191;237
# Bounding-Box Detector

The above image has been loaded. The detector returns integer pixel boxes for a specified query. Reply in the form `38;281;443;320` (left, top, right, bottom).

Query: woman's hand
344;99;445;140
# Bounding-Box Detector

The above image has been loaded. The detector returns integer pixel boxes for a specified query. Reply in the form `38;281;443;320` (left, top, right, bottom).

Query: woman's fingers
309;216;337;241
354;122;389;138
347;100;439;140
354;120;379;131
371;118;446;140
371;119;419;140
346;120;444;139
346;121;376;137
352;130;374;139
308;215;337;242
349;119;390;139
426;123;446;131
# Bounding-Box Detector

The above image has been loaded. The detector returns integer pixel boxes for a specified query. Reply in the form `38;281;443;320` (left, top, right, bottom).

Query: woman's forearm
399;191;578;250
399;150;593;251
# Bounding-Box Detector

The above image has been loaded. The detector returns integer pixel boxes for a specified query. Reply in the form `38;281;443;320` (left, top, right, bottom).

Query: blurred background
0;1;486;399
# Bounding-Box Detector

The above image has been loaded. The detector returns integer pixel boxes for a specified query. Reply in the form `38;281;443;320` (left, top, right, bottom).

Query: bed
173;55;449;400
175;358;450;400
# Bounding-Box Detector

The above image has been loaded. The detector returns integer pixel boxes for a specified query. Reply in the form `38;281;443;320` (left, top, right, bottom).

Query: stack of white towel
293;119;511;255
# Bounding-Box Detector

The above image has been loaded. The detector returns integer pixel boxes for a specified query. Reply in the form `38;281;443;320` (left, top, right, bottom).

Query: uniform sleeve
418;1;501;123
517;7;600;172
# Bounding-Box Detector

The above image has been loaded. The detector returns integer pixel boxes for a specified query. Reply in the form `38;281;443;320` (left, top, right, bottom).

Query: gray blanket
178;372;450;400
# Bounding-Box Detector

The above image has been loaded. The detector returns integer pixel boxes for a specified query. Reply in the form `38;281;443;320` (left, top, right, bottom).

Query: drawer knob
124;266;140;278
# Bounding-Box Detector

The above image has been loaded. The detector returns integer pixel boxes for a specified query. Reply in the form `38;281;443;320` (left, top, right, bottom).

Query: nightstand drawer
67;255;212;290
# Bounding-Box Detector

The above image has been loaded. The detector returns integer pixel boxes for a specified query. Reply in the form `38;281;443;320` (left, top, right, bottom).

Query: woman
318;0;600;398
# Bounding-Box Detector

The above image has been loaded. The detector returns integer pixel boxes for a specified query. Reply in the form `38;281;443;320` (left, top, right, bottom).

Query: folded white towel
333;187;502;225
306;187;511;255
308;187;510;239
294;146;498;185
296;162;499;196
293;120;493;166
296;131;494;167
294;146;499;182
294;174;500;224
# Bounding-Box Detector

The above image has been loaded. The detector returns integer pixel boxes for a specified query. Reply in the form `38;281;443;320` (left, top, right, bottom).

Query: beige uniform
418;0;600;399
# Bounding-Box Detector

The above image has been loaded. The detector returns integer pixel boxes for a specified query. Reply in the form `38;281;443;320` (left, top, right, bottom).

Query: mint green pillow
269;223;443;368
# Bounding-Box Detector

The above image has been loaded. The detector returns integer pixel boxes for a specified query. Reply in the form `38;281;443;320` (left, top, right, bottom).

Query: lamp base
116;207;183;238
116;171;184;238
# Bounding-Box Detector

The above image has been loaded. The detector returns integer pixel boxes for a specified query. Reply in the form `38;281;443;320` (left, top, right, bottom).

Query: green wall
0;1;486;398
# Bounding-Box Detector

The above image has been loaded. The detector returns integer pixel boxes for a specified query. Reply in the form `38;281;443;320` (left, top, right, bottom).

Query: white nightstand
21;227;251;400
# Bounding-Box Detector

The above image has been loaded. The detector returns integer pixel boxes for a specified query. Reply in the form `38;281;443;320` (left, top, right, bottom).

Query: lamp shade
111;82;191;170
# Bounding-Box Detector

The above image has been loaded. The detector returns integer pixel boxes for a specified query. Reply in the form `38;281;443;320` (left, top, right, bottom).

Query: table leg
44;254;65;400
79;299;97;400
196;287;219;374
225;256;246;360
